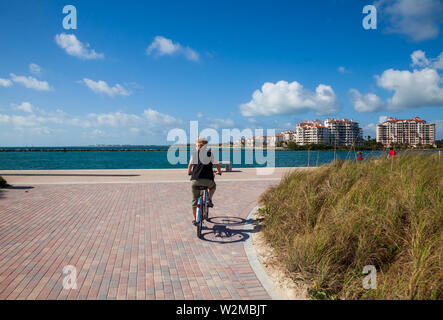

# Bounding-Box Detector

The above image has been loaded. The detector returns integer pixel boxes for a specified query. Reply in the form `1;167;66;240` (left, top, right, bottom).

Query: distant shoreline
0;147;440;152
0;148;171;152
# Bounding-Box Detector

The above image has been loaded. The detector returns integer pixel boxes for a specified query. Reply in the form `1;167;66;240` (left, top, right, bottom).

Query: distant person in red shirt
357;151;363;161
388;148;396;158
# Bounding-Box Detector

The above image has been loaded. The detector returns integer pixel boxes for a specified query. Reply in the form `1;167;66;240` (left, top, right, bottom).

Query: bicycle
192;170;221;239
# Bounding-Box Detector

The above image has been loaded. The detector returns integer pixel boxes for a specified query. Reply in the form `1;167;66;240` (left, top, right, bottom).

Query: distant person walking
388;147;396;171
388;148;396;159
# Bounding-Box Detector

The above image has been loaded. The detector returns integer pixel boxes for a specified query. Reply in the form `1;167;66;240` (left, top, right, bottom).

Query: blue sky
0;0;442;146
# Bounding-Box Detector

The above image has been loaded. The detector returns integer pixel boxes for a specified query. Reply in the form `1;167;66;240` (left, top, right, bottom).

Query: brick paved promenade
0;169;295;300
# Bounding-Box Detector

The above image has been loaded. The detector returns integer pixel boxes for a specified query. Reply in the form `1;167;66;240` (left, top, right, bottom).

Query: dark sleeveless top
191;149;214;181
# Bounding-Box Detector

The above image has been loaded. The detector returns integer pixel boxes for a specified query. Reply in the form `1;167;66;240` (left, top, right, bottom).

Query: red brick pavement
0;181;276;300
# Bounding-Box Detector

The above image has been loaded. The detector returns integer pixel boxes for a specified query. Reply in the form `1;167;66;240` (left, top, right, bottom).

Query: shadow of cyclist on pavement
199;215;263;244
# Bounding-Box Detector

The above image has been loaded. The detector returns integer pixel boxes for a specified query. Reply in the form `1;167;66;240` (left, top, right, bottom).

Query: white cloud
434;53;443;70
338;66;350;74
9;115;37;127
0;114;63;135
376;0;443;41
349;89;384;112
55;33;104;60
0;105;181;140
376;68;443;110
81;78;131;97
206;118;235;129
196;112;203;118
143;108;181;125
410;50;443;69
29;63;42;75
0;99;183;143
239;80;339;117
362;123;377;137
147;36;180;55
10;73;52;91
378;115;389;123
15;102;35;113
85;109;181;128
435;120;443;139
0;114;10;123
87;111;141;127
410;50;429;68
0;78;13;87
353;50;443;113
146;36;199;61
7;115;38;127
91;129;106;137
183;47;199;62
283;122;292;127
6;112;65;128
31;127;58;135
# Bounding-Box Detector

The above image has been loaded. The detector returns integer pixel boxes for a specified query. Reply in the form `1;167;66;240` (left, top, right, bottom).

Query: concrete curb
243;206;284;300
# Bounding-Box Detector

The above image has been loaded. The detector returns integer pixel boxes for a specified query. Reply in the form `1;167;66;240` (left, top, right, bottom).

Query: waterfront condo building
376;116;435;147
281;130;297;141
324;118;363;146
295;120;330;145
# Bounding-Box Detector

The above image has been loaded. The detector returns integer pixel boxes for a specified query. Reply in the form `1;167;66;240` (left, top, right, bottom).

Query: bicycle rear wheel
203;189;209;220
196;195;204;239
197;211;203;238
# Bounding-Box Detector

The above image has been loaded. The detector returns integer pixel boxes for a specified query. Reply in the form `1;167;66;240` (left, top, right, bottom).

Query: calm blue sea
0;147;397;170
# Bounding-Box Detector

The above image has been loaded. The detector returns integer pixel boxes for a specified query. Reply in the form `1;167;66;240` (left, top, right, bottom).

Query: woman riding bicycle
188;138;222;225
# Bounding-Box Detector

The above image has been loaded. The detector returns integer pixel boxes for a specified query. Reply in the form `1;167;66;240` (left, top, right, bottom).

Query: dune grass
259;153;442;300
0;176;7;188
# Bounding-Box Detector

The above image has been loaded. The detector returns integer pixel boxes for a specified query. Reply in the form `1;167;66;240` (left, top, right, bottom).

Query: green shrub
259;153;443;300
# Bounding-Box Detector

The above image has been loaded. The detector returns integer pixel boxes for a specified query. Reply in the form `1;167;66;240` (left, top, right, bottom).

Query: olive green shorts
191;179;216;208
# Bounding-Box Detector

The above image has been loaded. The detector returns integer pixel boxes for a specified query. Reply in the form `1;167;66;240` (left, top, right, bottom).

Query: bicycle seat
195;186;208;190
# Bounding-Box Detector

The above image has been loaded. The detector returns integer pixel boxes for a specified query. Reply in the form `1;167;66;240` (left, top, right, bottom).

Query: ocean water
0;147;392;170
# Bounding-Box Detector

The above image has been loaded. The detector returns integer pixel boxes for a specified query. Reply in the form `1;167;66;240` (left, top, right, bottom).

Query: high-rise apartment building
324;118;363;146
295;120;330;145
281;130;297;141
376;117;435;147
